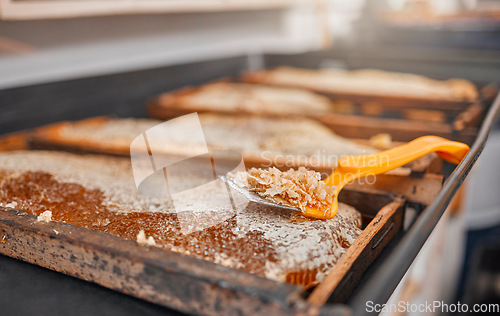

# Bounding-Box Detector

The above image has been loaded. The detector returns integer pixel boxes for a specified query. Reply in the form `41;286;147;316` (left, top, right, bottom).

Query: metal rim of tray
349;92;500;316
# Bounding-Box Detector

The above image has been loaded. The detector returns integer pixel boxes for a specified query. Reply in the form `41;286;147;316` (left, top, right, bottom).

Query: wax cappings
0;151;361;287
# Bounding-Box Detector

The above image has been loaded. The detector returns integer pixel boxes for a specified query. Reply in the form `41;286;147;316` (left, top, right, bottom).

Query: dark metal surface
0;254;184;316
0;56;246;135
349;92;500;315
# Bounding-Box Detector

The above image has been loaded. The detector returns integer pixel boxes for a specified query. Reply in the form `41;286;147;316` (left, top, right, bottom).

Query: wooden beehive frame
148;79;496;144
27;116;444;206
0;130;407;315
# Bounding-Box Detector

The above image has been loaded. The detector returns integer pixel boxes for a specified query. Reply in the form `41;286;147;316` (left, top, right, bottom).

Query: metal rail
349;92;500;315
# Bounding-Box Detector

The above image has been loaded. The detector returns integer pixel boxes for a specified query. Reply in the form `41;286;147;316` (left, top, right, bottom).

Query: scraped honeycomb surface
0;151;362;287
48;115;375;167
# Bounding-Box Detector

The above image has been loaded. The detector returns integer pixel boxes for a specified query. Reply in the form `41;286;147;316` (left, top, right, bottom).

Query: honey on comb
0;164;362;289
0;171;278;276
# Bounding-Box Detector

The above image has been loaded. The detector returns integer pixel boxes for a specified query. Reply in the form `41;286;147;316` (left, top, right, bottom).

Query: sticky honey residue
286;268;321;286
0;171;278;275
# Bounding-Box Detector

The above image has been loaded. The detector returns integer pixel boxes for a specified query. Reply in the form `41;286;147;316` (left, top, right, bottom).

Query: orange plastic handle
303;136;470;220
